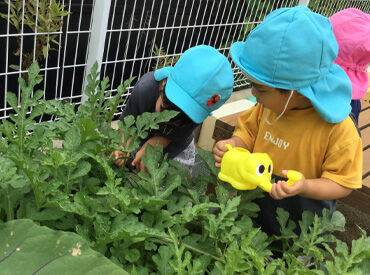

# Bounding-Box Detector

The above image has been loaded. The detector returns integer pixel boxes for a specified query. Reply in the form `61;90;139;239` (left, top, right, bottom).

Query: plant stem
159;236;225;263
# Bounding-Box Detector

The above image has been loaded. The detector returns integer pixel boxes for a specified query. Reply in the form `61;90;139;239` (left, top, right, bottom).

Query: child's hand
131;148;148;173
111;150;127;166
212;138;236;168
269;170;306;200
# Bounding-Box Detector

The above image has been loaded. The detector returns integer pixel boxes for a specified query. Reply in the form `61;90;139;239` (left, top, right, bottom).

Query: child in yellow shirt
213;6;362;235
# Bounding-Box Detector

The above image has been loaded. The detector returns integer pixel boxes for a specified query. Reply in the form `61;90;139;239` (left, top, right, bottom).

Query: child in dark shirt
113;45;234;172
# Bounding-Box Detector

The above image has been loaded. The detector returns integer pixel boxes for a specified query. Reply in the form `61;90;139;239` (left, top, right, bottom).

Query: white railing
1;0;369;121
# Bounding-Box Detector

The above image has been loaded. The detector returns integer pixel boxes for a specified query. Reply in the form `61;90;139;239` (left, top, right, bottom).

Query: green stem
159;237;225;263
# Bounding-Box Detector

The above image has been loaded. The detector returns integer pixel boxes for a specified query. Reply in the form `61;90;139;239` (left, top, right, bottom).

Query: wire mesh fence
0;0;369;121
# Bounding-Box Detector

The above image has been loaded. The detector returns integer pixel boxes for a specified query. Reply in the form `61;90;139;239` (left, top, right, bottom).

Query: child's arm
269;170;352;200
213;105;262;168
212;136;247;168
132;136;171;172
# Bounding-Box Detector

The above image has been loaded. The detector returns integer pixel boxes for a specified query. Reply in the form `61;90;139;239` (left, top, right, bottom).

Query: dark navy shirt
120;72;198;158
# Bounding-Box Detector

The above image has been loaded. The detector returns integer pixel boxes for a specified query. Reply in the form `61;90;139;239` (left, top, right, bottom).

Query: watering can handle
225;144;233;151
286;170;302;186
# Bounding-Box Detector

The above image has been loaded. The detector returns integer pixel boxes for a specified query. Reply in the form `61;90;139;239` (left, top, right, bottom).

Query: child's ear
158;78;168;94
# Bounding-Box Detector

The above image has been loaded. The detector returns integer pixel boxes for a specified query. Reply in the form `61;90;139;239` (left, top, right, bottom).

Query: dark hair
277;88;291;93
158;79;195;128
251;82;290;93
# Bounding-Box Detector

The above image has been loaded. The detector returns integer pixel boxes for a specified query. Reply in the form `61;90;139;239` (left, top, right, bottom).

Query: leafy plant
0;62;369;273
0;219;129;274
0;0;70;70
0;156;30;221
308;0;350;17
152;45;180;70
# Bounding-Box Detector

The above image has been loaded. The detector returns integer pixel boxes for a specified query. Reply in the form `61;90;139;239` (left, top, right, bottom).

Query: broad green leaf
196;148;219;177
187;255;212;275
276;207;296;237
64;126;82;150
124;115;135;128
329;211;346;231
152;246;175;274
181;202;219;223
70;161;91;180
97;214;169;247
0;157;30;220
5;92;19;115
0;219;128;274
28;104;45;120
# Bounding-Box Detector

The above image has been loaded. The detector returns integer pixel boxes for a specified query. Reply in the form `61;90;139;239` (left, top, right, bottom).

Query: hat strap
265;90;294;125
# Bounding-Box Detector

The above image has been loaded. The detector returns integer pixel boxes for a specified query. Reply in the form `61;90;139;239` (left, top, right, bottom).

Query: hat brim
165;76;208;124
298;63;352;123
154;66;174;81
231;41;352;123
230;41;269;86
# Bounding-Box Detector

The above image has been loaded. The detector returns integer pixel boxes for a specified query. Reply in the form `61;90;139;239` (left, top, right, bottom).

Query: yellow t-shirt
234;104;362;189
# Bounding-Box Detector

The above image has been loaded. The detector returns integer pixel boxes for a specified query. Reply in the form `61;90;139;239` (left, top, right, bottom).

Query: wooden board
362;125;370;151
360;98;370;189
339;188;370;215
362;177;370;195
212;112;241;142
362;148;370;185
361;99;370;111
359;107;370;130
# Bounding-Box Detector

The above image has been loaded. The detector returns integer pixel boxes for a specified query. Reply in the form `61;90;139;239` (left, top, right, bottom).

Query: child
213;6;362;236
113;45;234;172
330;8;370;123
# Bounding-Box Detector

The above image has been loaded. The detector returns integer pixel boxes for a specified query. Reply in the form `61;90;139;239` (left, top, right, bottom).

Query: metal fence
1;0;369;121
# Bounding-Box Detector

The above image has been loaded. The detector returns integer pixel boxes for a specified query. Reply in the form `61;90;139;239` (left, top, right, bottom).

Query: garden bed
0;63;368;274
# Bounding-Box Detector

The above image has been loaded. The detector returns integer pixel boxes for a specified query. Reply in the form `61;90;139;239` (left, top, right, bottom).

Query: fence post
81;0;111;102
298;0;310;6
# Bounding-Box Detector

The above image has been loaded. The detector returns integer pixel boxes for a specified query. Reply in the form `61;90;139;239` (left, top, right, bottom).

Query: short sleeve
233;104;263;151
152;122;198;158
120;72;158;120
321;118;363;189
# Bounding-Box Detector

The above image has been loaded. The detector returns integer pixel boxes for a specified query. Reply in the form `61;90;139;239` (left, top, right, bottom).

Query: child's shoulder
136;71;156;86
326;115;362;151
133;71;158;96
332;115;360;136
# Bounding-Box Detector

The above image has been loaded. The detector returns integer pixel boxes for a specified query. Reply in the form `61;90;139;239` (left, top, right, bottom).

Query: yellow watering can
218;144;301;192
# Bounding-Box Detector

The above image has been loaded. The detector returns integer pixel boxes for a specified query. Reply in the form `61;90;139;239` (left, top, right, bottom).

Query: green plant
0;0;70;70
152;45;181;70
0;62;369;273
0;219;128;274
308;0;362;17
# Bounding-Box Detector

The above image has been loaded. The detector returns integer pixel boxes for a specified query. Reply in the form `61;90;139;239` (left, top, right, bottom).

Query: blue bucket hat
230;6;352;123
154;45;234;124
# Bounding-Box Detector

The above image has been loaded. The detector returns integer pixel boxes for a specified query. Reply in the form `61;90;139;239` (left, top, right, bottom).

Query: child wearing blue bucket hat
113;45;234;172
213;6;362;235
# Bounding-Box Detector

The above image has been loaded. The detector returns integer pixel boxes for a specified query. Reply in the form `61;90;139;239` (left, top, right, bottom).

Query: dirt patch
334;201;369;246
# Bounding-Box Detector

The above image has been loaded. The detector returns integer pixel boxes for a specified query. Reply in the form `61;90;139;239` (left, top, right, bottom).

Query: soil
333;201;369;247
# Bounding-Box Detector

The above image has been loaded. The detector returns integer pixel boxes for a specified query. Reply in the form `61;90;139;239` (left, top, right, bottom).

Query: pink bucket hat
330;8;370;99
